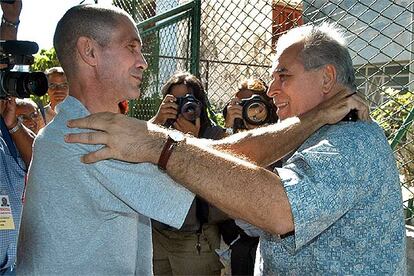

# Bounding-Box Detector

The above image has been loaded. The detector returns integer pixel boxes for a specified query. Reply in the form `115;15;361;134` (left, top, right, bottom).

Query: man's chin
127;89;141;100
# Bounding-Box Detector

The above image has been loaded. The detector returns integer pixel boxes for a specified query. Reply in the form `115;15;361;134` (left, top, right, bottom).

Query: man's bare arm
63;90;369;234
64;117;294;235
165;136;294;235
9;125;35;167
211;90;369;166
1;98;35;166
0;1;21;40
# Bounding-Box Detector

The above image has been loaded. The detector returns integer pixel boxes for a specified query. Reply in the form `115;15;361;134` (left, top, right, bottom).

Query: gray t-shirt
16;96;194;275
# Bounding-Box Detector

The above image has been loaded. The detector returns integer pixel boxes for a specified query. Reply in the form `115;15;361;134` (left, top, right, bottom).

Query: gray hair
53;4;134;76
15;98;38;109
276;22;356;91
45;66;65;77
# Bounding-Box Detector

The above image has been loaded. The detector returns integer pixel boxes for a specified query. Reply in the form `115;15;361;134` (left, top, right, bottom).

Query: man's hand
151;94;178;125
224;98;243;128
174;115;200;137
0;97;18;129
1;0;22;23
65;112;165;164
1;0;22;40
313;89;370;125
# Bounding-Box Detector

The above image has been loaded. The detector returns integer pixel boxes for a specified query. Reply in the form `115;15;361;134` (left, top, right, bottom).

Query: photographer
150;72;226;275
224;78;278;135
15;98;45;134
221;78;279;276
0;1;36;275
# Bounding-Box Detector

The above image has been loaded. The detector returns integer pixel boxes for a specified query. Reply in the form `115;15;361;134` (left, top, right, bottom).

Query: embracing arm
161;136;294;235
64;89;369;235
211;89;368;166
212;113;321;167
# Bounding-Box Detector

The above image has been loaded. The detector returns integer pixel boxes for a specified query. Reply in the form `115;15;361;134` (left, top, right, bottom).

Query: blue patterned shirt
257;121;406;275
0;133;26;271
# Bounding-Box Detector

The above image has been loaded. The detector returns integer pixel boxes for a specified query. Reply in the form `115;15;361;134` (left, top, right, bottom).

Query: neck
69;81;119;114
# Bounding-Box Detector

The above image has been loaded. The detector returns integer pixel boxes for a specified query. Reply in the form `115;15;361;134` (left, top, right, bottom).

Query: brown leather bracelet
157;131;185;171
158;136;175;171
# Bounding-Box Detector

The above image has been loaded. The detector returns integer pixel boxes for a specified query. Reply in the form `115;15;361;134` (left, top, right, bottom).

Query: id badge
0;195;15;230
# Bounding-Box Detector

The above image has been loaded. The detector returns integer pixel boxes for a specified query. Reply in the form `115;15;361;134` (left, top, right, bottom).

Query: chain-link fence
113;0;414;221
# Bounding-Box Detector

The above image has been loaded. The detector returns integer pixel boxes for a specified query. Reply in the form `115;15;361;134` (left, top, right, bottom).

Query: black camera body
0;40;48;99
164;94;202;127
342;109;358;122
233;94;273;131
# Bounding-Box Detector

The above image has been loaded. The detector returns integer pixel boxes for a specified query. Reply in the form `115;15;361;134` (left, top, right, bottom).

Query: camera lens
24;72;48;97
244;101;269;125
1;71;48;98
181;102;201;121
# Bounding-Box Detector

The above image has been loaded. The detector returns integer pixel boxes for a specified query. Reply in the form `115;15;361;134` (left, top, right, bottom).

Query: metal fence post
190;0;201;78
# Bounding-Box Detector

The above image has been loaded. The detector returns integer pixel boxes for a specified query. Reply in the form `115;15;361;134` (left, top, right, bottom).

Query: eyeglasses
48;83;68;90
17;111;40;123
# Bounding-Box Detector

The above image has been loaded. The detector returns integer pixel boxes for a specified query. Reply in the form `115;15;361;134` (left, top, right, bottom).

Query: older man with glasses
44;66;69;124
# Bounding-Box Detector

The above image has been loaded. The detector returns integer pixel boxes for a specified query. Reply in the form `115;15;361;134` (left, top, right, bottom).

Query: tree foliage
372;88;414;187
30;48;60;105
30;48;60;72
371;88;414;140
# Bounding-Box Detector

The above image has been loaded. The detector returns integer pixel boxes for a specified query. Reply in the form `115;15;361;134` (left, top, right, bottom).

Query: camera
0;40;48;99
342;109;358;122
165;94;202;127
233;94;273;131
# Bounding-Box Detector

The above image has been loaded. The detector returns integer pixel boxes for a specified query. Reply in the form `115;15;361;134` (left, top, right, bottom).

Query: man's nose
137;52;148;70
267;78;281;98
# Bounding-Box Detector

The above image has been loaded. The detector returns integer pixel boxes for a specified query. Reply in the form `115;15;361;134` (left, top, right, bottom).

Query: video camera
165;94;202;128
0;40;48;99
233;94;274;131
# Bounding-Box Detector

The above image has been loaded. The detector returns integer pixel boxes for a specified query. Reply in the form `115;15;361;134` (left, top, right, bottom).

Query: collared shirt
17;96;194;275
0;134;26;271
256;121;406;275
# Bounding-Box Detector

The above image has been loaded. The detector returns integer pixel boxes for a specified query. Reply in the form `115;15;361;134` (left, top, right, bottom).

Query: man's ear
76;36;98;67
321;64;337;94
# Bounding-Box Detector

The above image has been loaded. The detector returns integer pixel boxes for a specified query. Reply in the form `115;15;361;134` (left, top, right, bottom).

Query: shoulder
287;121;396;183
298;121;388;155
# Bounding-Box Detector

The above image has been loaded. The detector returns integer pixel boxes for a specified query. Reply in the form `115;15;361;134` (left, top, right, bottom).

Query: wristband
225;127;234;135
1;15;20;29
158;131;185;171
8;120;21;134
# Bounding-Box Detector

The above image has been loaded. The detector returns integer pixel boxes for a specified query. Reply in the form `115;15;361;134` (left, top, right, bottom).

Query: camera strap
0;116;19;165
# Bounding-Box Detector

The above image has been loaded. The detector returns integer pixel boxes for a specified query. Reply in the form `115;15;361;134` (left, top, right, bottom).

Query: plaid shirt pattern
0;134;26;271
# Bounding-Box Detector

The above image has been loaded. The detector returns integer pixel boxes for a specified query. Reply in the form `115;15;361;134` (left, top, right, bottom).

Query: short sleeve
89;160;195;229
275;137;368;252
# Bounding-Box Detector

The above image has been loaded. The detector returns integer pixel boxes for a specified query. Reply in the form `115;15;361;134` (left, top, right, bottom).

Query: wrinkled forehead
270;41;304;73
112;15;142;44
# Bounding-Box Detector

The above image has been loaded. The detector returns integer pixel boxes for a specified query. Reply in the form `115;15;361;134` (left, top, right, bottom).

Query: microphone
0;40;39;55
